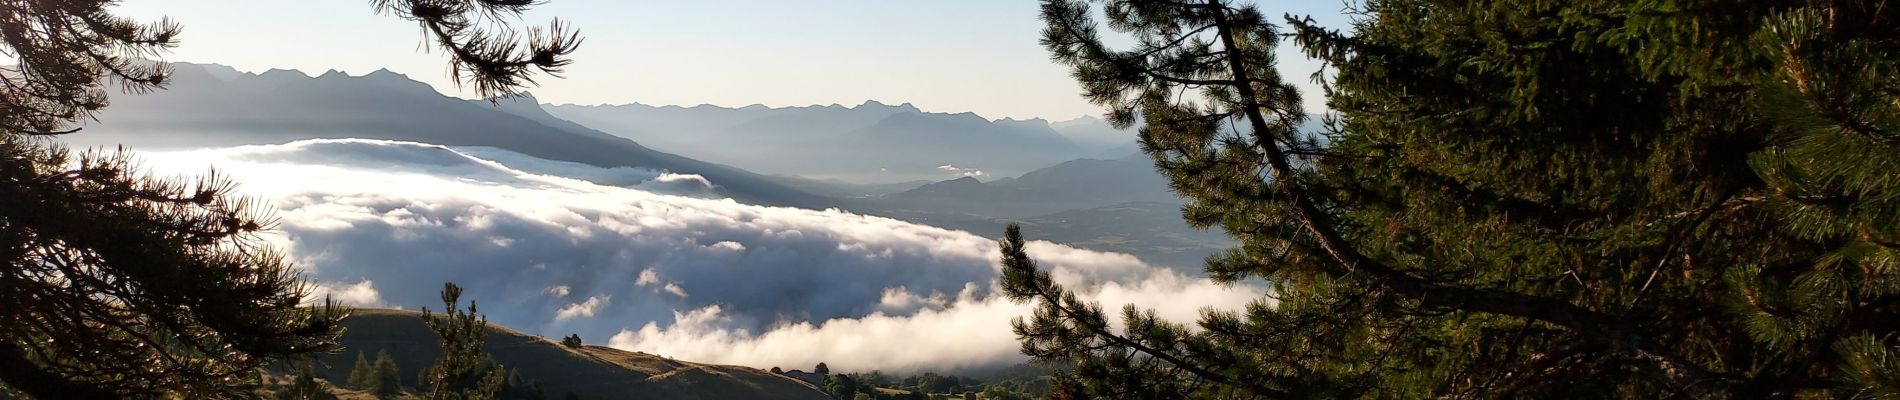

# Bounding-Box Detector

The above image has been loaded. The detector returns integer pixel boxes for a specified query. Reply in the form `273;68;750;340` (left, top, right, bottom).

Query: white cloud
935;164;985;178
707;241;745;252
135;139;1259;374
636;268;662;287
609;269;1259;373
556;296;611;322
638;268;688;298
662;283;689;299
310;280;383;307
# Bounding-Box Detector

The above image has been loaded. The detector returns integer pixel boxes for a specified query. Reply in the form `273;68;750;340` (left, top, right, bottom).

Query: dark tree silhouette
1006;0;1900;398
0;0;579;398
0;136;342;399
275;359;340;400
370;0;582;98
420;282;506;400
372;350;403;398
348;352;374;389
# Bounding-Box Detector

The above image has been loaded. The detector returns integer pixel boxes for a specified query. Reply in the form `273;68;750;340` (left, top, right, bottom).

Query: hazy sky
113;1;1352;120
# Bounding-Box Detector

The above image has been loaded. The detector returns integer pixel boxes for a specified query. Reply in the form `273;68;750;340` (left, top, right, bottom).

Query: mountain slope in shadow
872;153;1180;218
318;309;831;400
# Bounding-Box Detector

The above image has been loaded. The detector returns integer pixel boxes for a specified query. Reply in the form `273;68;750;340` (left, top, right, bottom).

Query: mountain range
62;63;832;209
545;101;1137;182
62;62;1228;270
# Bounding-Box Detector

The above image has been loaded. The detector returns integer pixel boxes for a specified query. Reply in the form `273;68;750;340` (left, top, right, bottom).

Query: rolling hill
309;309;831;400
871;153;1180;218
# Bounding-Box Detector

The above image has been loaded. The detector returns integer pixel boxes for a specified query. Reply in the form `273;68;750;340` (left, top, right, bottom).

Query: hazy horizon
155;61;1115;123
111;0;1351;121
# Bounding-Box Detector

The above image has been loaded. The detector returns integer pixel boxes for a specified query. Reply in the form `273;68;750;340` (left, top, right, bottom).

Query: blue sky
113;0;1353;120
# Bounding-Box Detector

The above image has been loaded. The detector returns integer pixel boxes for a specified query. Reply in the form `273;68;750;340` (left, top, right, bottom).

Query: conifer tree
348;352;374;390
1007;0;1900;398
0;1;578;398
371;350;403;398
276;360;340;400
420;282;507;400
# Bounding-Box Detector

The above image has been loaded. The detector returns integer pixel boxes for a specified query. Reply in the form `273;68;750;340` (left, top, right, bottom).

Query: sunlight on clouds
136;139;1261;373
310;279;383;307
556;296;611;322
608;269;1261;373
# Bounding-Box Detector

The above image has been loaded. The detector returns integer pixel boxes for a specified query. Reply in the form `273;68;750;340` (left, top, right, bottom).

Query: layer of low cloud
136;139;1258;374
936;164;985;178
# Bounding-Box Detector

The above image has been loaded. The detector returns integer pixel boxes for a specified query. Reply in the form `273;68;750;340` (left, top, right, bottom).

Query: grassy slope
312;309;829;400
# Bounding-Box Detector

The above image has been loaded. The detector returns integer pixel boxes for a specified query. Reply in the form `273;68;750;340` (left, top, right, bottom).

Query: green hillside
307;309;830;400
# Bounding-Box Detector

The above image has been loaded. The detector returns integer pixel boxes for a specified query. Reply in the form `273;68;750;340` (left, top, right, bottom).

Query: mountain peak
168;62;244;82
364;68;405;79
928;175;984;187
496;91;539;103
856;100;920;113
259;68;308;79
945;111;988;123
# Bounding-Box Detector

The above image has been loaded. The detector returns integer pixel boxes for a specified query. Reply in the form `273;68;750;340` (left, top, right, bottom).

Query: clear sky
112;0;1352;121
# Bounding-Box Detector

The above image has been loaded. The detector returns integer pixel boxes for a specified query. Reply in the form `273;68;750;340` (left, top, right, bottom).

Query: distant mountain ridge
544;100;1118;182
1050;115;1143;158
871;153;1180;218
60;62;834;209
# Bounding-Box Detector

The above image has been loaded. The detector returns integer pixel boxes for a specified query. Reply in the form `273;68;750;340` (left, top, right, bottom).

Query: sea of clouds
136;139;1262;374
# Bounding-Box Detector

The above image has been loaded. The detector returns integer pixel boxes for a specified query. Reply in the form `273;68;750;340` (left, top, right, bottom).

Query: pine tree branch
1028;284;1286;397
1146;74;1239;86
1203;1;1734;395
1133;24;1219;58
0;339;121;399
1001;226;1289;398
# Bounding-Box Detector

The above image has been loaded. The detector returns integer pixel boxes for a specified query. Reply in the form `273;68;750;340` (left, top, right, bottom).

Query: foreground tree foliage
420;283;507;400
275;360;341;400
0;0;577;398
1005;0;1900;398
343;350;408;397
0;138;343;398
